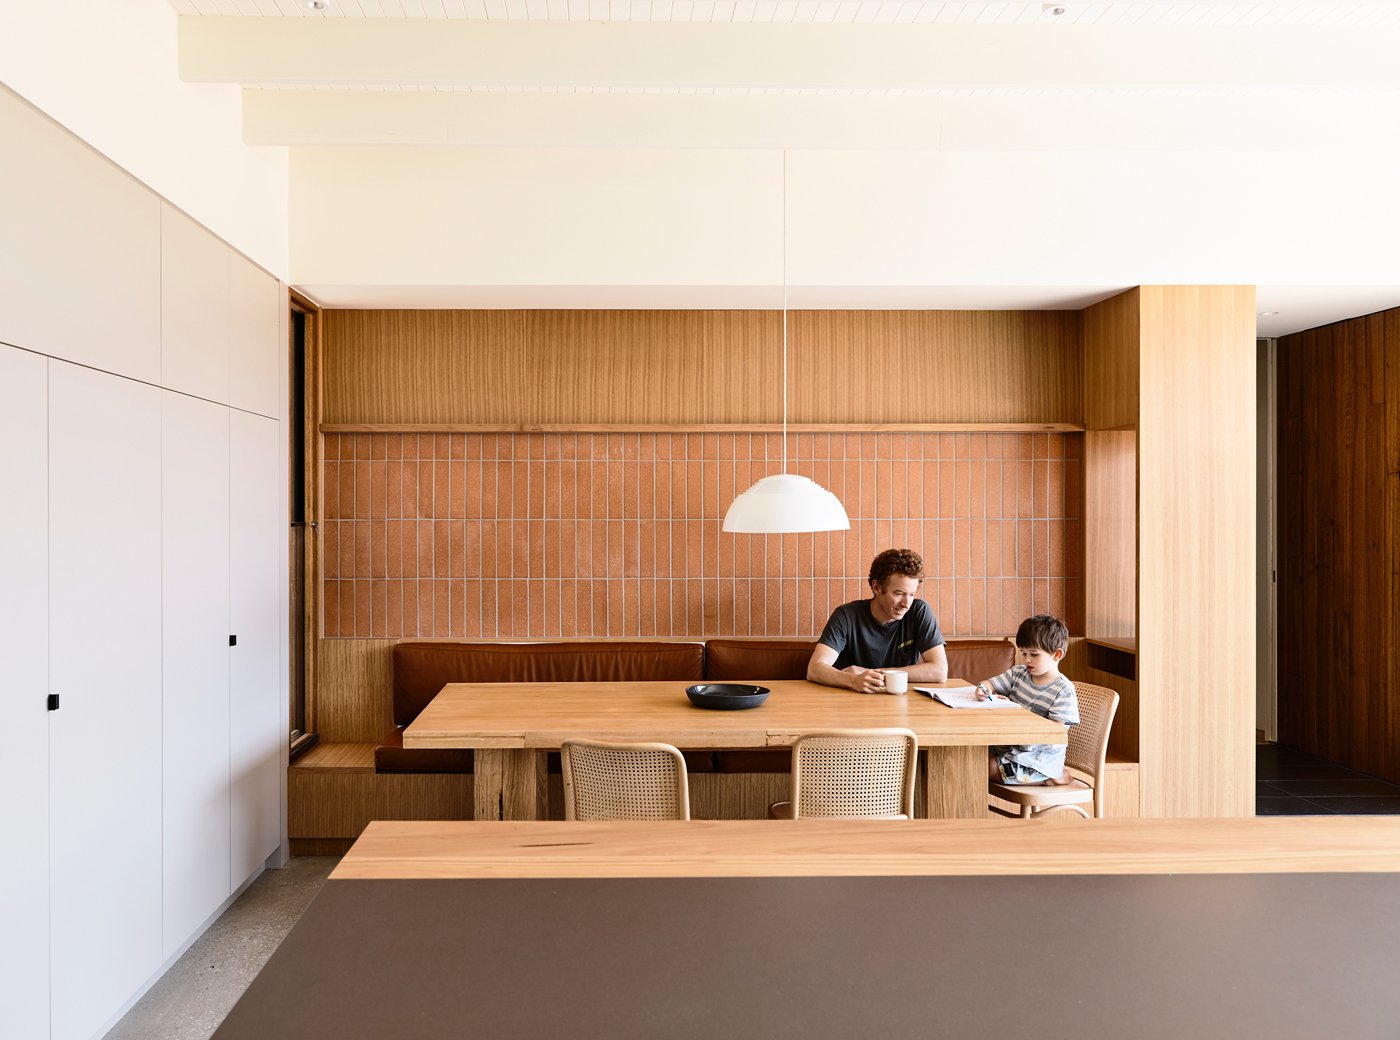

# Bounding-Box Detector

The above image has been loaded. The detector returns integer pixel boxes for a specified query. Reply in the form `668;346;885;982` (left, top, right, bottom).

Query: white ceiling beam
181;17;1400;89
243;88;1400;150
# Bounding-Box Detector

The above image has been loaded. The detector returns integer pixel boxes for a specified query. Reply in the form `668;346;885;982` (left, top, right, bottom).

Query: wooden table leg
924;746;989;819
474;749;547;821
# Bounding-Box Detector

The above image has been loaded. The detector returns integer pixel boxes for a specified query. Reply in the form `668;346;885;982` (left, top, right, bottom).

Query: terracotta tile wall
321;431;1083;640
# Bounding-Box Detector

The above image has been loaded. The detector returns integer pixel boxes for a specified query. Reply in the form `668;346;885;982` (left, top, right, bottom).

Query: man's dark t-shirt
816;598;945;670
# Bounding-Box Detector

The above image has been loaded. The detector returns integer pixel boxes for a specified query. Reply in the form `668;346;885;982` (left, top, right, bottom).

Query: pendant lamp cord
781;149;788;474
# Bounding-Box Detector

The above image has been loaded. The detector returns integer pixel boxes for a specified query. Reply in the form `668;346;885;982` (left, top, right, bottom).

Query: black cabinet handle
229;634;238;647
48;694;60;711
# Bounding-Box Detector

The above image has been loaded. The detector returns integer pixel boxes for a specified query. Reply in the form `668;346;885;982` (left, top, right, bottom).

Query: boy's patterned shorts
991;747;1056;785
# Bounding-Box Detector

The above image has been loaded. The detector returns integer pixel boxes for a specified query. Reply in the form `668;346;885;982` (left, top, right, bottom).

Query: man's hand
809;644;896;694
843;665;890;694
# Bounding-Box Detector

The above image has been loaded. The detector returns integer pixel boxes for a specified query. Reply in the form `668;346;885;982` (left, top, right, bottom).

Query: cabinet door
0;89;161;382
162;392;232;955
229;411;284;884
161;203;230;405
0;346;50;1040
48;361;163;1040
227;255;282;419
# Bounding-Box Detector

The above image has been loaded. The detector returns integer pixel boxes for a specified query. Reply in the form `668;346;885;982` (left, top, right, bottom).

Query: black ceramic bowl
684;683;771;710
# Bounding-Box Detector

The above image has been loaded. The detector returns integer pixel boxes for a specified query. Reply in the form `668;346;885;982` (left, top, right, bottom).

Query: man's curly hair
869;548;924;589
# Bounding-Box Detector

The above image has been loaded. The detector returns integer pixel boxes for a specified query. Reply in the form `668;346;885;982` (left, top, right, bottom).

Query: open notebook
916;687;1023;709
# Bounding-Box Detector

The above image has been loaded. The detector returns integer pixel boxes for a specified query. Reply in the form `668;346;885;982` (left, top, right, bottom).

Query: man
807;548;948;694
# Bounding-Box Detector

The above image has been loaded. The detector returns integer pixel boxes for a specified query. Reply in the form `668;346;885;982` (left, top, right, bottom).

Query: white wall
0;0;287;278
288;146;1400;301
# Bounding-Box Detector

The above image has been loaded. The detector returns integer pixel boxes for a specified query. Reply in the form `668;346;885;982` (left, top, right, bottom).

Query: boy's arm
976;668;1016;701
1048;679;1080;725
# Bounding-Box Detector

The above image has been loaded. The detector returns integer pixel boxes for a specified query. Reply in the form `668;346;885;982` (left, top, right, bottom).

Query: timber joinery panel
1278;307;1400;784
1138;285;1257;818
321;310;1083;427
317;309;1088;645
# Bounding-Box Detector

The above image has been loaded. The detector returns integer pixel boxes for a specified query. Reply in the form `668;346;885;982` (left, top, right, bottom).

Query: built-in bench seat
290;636;1143;847
291;741;376;773
379;640;709;775
340;636;1023;776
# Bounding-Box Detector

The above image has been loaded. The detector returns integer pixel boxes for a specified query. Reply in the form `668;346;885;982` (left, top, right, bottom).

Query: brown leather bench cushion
378;640;707;775
713;636;1018;773
704;639;816;682
945;637;1017;686
706;641;815;771
390;640;706;727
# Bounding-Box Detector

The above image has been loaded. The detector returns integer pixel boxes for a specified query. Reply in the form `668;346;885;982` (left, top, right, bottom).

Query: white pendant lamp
722;153;851;535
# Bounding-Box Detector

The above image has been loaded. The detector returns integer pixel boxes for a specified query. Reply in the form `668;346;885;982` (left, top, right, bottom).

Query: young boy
976;614;1079;786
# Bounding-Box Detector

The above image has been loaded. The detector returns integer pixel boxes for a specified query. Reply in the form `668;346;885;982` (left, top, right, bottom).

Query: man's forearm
807;660;859;690
901;660;949;683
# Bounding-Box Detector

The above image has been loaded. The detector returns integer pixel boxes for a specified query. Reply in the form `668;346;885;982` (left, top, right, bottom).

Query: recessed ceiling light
1042;2;1068;14
1258;311;1279;317
306;0;327;9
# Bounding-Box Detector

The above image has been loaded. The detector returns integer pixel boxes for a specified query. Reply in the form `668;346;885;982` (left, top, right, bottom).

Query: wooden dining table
402;678;1066;820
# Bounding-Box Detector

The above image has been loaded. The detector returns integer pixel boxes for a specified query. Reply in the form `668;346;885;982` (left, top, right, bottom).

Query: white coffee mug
884;670;909;694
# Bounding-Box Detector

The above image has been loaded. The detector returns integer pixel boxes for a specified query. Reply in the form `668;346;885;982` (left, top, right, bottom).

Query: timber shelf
320;422;1086;434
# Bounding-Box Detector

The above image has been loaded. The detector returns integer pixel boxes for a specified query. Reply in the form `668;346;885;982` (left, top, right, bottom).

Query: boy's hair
1015;614;1069;654
869;548;924;588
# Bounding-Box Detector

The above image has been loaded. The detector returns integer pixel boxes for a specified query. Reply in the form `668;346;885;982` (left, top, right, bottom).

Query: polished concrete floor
104;857;337;1040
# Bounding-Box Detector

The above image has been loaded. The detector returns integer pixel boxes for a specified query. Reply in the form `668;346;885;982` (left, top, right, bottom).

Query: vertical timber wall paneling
1278;307;1400;783
1082;288;1140;433
314;309;1087;744
1081;291;1142;779
1138;286;1257;817
320;310;1083;426
1084;431;1137;641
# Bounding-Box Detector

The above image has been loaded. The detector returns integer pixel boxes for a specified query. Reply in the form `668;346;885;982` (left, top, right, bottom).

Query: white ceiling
168;0;1400;333
167;1;1400;27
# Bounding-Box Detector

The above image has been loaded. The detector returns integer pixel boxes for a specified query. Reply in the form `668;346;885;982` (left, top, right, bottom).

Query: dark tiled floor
1256;744;1400;815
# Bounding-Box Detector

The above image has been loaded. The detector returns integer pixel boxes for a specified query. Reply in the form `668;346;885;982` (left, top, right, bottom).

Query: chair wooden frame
988;681;1119;820
773;728;919;820
561;739;691;821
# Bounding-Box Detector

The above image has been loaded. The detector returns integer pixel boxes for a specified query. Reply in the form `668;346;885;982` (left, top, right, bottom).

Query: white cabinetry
162;393;233;956
162;203;281;419
2;85;286;1040
0;345;50;1040
48;361;164;1040
0;93;160;383
228;255;283;419
230;412;285;882
162;205;233;405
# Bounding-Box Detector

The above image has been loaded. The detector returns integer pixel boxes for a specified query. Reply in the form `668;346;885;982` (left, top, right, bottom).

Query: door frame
1256;337;1278;743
